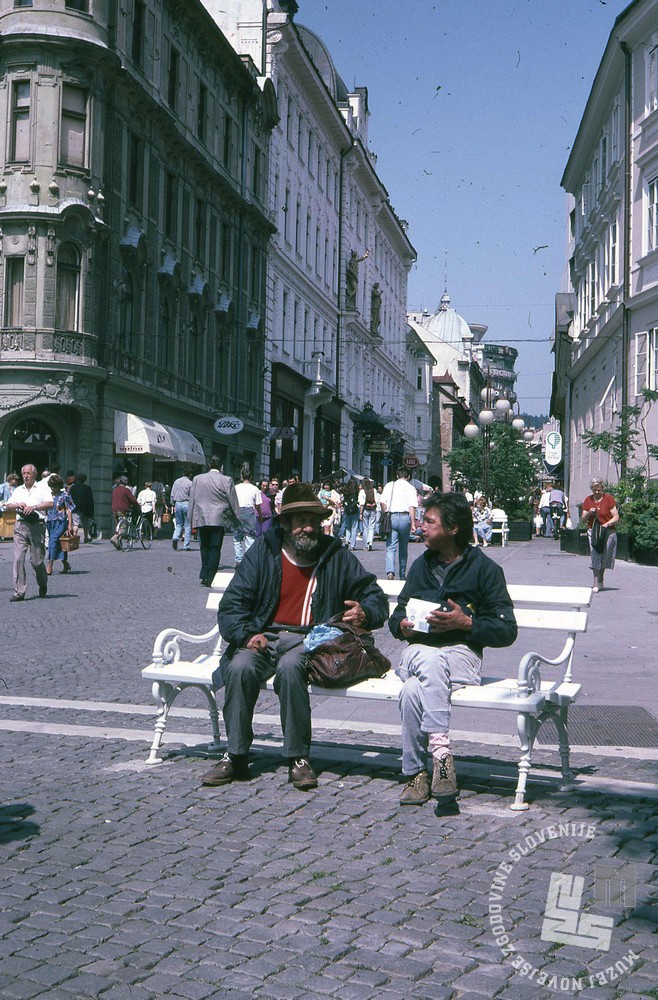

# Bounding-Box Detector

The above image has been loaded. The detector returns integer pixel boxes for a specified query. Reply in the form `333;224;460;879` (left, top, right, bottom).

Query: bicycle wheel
117;518;133;551
139;518;153;549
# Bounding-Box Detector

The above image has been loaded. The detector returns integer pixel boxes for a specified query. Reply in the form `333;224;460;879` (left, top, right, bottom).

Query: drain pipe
335;138;354;401
620;40;632;478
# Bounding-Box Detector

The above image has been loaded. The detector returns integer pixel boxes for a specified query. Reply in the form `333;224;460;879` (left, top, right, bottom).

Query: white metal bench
141;572;590;810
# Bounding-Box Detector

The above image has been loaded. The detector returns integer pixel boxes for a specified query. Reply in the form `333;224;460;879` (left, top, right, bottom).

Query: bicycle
115;512;153;551
549;502;565;541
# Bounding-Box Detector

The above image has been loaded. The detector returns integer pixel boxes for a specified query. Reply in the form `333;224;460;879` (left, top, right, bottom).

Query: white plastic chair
490;508;509;546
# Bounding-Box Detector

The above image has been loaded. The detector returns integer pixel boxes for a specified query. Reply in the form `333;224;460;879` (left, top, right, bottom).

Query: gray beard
283;528;320;559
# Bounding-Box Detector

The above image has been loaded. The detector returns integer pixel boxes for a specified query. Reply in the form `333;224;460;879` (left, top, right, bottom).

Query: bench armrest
517;634;576;697
151;624;220;667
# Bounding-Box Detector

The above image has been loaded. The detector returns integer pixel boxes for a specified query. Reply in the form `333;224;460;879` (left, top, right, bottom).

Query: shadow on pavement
0;803;40;844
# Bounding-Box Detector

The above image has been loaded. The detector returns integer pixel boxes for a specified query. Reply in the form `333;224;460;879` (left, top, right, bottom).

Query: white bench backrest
205;574;590;633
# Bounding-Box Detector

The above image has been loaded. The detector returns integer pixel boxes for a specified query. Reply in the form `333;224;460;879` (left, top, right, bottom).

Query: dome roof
419;289;474;347
297;25;348;102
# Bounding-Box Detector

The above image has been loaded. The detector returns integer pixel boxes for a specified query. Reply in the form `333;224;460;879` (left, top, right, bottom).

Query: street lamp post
463;381;532;497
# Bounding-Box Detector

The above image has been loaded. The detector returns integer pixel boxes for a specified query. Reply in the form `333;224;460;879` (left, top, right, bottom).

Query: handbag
379;510;392;536
590;518;608;554
305;616;391;688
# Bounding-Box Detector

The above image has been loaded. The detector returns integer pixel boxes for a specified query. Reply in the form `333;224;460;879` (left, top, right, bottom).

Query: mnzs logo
541;873;614;952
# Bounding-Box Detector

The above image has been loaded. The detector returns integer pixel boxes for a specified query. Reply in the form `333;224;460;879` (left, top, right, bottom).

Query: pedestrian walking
233;470;261;565
188;456;241;587
69;473;95;543
358;478;378;551
379;467;418;580
5;464;53;601
170;469;193;550
581;477;620;592
46;474;75;576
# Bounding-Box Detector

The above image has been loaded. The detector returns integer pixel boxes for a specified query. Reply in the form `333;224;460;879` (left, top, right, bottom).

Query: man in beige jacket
189;456;241;586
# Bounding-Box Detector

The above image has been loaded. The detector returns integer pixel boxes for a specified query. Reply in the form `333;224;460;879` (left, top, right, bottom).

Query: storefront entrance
8;418;57;477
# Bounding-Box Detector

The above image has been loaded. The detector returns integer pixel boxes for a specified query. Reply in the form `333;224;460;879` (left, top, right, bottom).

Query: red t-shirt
272;552;318;626
582;493;617;527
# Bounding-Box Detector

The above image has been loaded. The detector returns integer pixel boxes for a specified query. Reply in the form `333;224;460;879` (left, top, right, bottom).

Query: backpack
343;495;359;515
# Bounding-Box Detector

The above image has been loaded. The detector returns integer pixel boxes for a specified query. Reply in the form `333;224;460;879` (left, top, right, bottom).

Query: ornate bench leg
511;713;540;811
201;686;222;754
552;705;576;791
145;681;177;765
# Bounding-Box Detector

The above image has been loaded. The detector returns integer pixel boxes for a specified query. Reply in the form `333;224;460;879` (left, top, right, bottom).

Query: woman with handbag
46;474;75;575
581;478;619;593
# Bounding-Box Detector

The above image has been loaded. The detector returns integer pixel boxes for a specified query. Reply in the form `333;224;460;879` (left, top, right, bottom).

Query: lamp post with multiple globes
463;383;534;497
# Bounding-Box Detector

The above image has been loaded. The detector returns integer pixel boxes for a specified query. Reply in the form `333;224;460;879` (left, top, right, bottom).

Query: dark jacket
217;528;389;662
389;545;517;656
69;482;94;517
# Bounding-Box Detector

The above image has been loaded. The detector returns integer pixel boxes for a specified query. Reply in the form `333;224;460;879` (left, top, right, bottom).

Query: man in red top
201;483;389;791
110;475;140;550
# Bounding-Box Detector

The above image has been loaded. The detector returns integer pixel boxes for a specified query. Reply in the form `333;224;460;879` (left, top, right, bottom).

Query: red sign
403;454;420;468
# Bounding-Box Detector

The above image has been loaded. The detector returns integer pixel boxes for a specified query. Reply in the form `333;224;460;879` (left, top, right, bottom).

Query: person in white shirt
234;470;262;564
358;478;379;551
136;482;157;527
5;464;53;601
379;467;418;580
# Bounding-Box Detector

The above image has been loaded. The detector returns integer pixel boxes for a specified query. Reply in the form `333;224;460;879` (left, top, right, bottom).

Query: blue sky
298;0;630;415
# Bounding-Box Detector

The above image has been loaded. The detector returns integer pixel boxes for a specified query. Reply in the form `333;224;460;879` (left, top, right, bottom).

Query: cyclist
548;482;569;536
110;475;140;550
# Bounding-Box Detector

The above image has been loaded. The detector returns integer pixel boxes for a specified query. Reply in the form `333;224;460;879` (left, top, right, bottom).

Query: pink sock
428;732;451;758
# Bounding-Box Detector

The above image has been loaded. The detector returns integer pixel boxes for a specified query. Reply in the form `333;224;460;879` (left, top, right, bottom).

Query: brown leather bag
306;618;391;688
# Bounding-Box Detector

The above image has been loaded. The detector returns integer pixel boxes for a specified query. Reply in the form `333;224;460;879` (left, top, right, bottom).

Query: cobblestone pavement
0;535;657;998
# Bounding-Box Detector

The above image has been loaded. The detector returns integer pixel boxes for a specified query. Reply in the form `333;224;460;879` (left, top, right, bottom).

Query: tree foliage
446;422;538;518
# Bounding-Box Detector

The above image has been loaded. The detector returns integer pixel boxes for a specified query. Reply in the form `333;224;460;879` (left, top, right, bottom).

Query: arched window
55;243;81;331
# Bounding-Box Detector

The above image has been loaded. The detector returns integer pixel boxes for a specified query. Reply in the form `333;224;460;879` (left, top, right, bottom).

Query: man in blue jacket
202;483;389;791
389;492;517;806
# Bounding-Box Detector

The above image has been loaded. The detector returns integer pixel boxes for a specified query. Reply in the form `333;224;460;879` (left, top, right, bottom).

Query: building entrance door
8;418;57;477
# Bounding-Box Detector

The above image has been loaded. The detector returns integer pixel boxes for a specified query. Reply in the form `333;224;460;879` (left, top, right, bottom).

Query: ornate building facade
553;0;658;501
207;0;418;481
0;0;274;524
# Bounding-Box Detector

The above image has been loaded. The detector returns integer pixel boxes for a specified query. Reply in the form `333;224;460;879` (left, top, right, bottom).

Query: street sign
380;457;393;467
544;430;562;465
214;416;243;435
403;454;420;468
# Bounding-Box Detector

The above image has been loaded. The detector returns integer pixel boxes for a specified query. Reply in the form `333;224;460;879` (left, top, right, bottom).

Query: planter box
508;520;532;542
560;529;589;556
616;532;631;562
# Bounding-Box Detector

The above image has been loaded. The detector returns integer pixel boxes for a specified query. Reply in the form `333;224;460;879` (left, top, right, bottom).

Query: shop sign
369;438;390;452
214;416;243;435
544;431;562;465
403;454;420;468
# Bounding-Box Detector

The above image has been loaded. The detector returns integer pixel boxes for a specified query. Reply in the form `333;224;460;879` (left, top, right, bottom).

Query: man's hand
246;633;269;651
426;599;472;633
341;600;366;626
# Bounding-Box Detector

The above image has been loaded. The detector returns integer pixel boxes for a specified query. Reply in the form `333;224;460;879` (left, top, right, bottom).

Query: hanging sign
544;430;563;466
214;416;243;435
403;454;420;468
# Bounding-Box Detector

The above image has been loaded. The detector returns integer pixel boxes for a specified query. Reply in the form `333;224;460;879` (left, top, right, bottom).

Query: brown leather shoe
201;752;249;786
431;753;458;801
399;770;430;805
288;758;318;790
